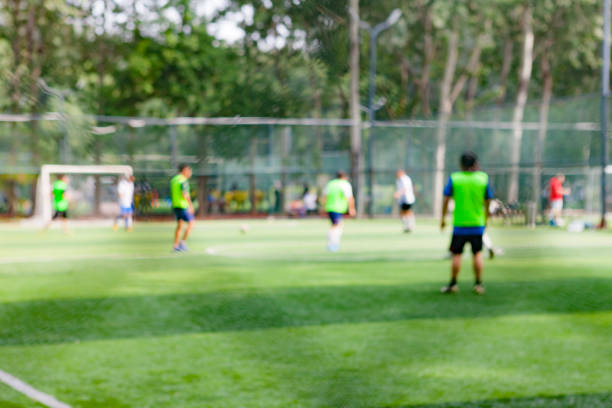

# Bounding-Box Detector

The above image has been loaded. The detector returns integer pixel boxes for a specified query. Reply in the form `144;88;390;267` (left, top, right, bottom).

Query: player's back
450;171;489;227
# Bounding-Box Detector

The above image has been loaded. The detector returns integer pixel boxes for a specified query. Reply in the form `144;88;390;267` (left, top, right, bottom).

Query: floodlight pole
601;0;610;228
362;9;402;218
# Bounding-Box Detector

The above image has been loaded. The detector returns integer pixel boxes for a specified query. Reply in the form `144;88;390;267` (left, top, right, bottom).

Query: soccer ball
240;224;249;234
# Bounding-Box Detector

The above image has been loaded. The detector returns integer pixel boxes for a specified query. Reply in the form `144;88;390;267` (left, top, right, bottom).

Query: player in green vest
43;174;70;233
322;171;356;252
171;164;195;252
440;152;493;295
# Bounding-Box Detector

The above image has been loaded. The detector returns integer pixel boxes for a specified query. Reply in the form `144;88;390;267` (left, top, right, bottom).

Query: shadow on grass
398;392;612;408
1;278;611;346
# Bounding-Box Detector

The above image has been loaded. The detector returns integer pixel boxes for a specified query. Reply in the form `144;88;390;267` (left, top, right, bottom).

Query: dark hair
336;170;347;179
460;151;478;169
178;163;191;172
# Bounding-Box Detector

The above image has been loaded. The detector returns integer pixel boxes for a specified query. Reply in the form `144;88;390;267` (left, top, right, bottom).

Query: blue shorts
328;212;344;225
120;206;133;216
174;208;194;222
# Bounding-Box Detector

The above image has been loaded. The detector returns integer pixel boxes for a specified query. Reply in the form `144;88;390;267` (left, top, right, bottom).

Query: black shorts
449;234;483;255
400;203;413;211
53;210;68;219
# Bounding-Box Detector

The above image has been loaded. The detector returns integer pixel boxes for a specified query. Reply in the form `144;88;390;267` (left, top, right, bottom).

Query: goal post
34;164;133;223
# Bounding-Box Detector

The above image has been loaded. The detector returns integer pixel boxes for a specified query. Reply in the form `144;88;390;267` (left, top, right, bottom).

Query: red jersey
549;177;563;201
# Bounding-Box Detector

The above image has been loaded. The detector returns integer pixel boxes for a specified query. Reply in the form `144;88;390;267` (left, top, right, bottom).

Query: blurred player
548;174;570;227
113;175;135;231
43;174;69;234
440;152;493;295
393;169;416;232
171;164;195;252
322;171;356;252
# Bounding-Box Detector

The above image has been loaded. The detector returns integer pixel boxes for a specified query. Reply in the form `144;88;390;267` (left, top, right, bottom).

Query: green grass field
0;219;611;408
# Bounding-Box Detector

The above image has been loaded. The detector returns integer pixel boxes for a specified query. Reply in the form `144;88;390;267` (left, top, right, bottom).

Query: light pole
355;9;402;218
601;0;611;228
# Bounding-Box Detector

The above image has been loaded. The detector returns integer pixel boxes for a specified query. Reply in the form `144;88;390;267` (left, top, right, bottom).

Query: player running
113;175;135;231
43;174;70;234
440;152;493;295
322;171;356;252
171;164;195;252
394;169;416;232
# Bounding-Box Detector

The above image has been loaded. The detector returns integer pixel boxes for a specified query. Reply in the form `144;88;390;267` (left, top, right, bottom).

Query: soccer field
0;219;611;408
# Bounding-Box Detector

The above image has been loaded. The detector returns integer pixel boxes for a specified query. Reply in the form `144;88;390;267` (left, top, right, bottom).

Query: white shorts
550;199;563;211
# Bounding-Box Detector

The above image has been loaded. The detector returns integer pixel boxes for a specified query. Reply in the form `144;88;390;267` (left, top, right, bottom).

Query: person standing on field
43;174;70;234
440;152;493;295
171;164;195;252
322;171;356;252
394;169;416;232
114;175;135;231
548;174;570;227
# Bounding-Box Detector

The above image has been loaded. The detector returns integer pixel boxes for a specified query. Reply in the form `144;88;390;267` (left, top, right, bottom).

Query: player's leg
483;232;495;259
60;211;69;234
442;235;464;293
182;219;194;242
405;208;415;231
471;235;485;294
327;212;343;252
173;219;184;251
127;212;134;231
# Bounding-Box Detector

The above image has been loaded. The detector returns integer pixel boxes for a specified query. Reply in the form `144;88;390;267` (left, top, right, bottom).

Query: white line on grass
0;369;71;408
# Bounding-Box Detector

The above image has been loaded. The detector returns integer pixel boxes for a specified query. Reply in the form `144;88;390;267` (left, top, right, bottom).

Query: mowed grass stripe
0;313;610;408
1;220;611;407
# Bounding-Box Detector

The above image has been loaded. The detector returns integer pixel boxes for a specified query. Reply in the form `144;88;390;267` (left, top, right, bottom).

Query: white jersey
118;180;134;208
396;174;415;205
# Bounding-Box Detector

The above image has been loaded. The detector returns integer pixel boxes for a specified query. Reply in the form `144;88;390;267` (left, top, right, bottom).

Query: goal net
33;164;133;224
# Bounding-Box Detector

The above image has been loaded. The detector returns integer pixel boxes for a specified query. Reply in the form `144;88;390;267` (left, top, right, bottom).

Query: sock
125;217;129;229
449;277;457;286
401;216;410;230
475;278;482;285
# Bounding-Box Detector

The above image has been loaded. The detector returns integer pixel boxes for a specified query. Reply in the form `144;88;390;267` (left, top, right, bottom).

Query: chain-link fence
0;95;608;220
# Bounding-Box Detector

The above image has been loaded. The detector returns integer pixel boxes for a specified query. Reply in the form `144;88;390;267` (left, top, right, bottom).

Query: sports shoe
112;224;119;231
473;284;485;295
440;284;459;294
488;248;495;259
178;241;189;252
173;246;183;253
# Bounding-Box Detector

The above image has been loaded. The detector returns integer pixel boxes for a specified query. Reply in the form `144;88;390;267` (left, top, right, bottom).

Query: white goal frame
34;164;133;223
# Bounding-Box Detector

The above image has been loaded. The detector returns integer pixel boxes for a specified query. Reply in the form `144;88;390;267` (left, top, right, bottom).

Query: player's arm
347;196;356;217
484;199;491;227
441;196;451;230
182;183;194;213
441;177;452;230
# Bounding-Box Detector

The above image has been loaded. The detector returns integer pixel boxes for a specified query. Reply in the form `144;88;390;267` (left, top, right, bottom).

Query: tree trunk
349;0;363;215
280;126;291;214
532;51;553;219
249;136;257;215
508;5;534;204
419;2;434;117
433;26;459;217
491;36;514;161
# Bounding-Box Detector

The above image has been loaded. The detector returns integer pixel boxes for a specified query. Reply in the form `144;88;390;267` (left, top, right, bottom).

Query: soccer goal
33;164;133;224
